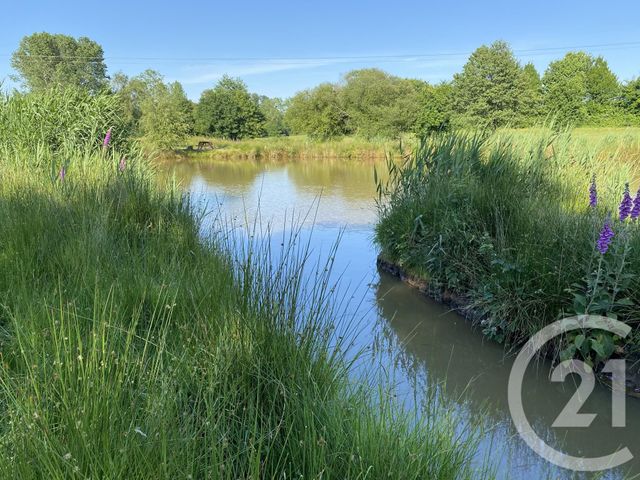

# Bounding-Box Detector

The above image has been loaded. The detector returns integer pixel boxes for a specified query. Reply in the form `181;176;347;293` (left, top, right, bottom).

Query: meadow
375;127;640;364
0;88;494;478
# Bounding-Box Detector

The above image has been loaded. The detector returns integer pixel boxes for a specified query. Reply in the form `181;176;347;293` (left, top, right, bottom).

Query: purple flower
631;186;640;221
619;183;633;221
103;127;112;148
589;175;598;208
597;217;615;255
118;155;126;172
59;166;66;182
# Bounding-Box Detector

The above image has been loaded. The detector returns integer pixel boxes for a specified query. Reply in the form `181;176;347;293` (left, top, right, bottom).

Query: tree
542;52;623;125
139;80;192;150
255;96;289;136
586;57;619;105
340;69;424;137
284;83;350;139
12;32;107;93
519;63;543;125
194;76;265;139
452;41;525;128
415;82;454;133
111;69;163;134
112;70;192;149
622;78;640;115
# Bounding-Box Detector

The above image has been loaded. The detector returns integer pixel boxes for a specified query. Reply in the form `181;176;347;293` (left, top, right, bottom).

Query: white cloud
176;59;338;85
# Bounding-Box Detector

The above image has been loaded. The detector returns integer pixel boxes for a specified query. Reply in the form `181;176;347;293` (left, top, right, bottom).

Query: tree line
8;33;640;148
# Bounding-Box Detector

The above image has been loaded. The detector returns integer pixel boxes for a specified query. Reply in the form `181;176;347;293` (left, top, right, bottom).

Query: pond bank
162;134;410;161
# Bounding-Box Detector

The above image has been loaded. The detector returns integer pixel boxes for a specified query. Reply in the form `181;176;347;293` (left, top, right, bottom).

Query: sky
1;0;639;100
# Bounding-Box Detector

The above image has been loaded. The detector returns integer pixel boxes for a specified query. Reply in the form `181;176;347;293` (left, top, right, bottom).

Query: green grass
168;134;410;160
163;128;640;166
0;89;494;478
376;128;640;360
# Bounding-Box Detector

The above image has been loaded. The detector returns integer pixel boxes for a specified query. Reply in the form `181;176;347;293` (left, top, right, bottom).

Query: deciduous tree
194;76;265;139
452;41;525;128
12;33;107;93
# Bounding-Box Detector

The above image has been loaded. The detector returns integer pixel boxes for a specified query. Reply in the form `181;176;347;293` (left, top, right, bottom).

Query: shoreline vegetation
375;129;640;374
164;134;408;161
150;126;640;163
0;88;496;477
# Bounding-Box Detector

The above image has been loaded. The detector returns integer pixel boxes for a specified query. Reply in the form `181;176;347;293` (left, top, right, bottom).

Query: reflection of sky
160;159;637;480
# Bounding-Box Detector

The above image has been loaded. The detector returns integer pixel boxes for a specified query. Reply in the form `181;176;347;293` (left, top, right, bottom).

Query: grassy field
0;88;495;478
376;128;640;364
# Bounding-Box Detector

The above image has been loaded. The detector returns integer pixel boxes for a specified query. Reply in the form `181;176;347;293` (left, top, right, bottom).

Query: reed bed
376;129;640;363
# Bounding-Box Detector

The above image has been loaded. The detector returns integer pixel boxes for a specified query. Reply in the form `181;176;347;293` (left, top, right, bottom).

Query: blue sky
1;0;639;100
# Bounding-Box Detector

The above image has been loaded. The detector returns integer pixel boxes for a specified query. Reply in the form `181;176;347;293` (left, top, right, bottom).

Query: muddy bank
377;254;640;398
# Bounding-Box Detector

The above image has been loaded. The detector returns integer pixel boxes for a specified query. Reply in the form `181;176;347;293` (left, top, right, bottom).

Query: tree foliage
285;83;351;139
255;96;289;136
452;41;525;128
112;70;192;149
542;52;621;125
340;69;424;137
194;76;265;139
622;78;640;115
415;82;453;133
12;33;107;93
519;63;543;124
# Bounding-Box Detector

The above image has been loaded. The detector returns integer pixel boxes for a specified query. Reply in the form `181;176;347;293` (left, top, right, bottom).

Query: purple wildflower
103;127;112;148
59;166;66;182
619;183;633;221
631;186;640;221
118;155;126;172
589;175;597;208
597;217;615;255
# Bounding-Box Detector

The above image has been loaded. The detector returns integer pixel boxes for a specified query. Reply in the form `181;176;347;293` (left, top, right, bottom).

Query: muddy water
158;158;640;480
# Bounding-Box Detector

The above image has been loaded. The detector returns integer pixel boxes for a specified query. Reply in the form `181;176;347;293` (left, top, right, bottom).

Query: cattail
619;183;633;221
589;175;597;208
631;186;640;221
103;127;112;148
118;155;126;172
597;217;615;255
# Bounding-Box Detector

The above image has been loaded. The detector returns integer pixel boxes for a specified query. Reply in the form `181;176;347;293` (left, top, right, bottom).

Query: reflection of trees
155;159;264;193
286;160;387;201
374;271;640;477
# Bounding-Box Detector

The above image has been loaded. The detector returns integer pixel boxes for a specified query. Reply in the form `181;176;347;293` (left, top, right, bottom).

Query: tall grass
0;90;494;478
376;129;640;359
170;134;409;160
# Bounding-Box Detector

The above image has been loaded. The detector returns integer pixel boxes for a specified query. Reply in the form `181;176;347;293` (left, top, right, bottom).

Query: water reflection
157;157;640;480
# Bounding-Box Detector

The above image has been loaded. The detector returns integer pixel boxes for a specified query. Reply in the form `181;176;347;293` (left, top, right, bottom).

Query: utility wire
2;40;640;64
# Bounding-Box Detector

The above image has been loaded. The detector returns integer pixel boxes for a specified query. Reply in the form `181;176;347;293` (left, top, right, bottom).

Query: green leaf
591;340;605;359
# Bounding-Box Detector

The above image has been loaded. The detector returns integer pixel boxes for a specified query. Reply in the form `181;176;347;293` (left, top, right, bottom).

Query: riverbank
159;127;640;165
169;134;410;160
375;129;640;366
0;89;494;478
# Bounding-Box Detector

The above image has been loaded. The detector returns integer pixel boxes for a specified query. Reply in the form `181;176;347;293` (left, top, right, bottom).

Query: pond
158;157;640;480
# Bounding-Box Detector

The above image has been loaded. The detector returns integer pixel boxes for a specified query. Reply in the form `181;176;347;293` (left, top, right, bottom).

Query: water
158;157;640;480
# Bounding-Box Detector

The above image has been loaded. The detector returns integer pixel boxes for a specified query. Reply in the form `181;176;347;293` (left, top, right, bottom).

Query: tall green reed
376;129;640;357
0;89;494;478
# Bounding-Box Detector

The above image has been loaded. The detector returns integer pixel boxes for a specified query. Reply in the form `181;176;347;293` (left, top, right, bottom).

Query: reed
0;89;494;479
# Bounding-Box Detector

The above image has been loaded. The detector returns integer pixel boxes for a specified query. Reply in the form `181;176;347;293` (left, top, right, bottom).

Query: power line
2;40;640;64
